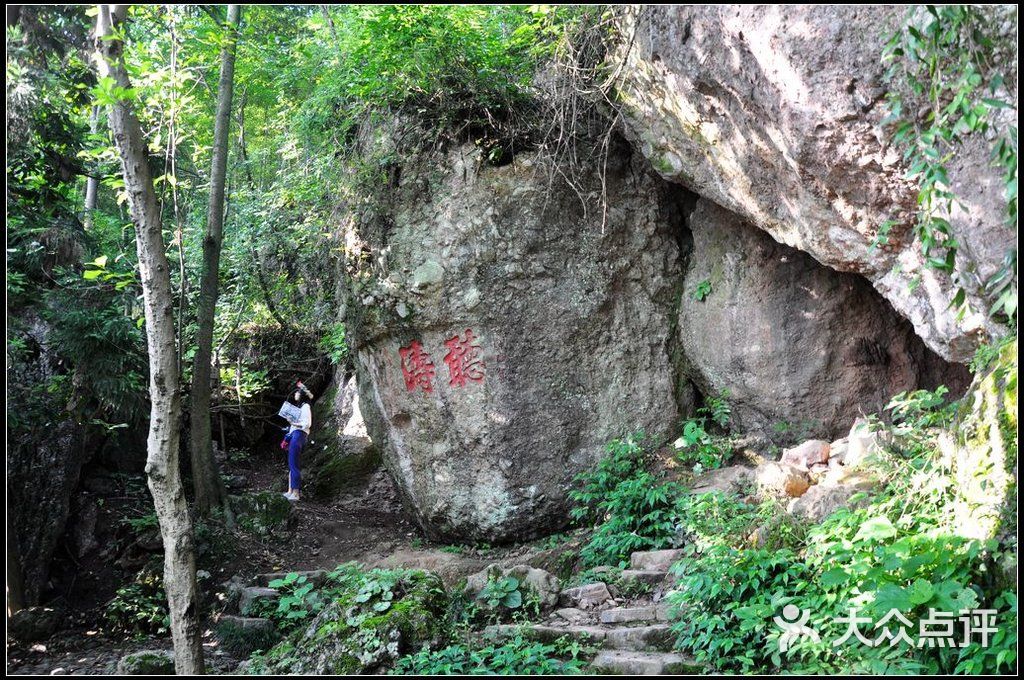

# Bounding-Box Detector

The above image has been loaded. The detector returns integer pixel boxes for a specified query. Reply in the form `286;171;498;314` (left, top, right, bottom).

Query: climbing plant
881;5;1017;324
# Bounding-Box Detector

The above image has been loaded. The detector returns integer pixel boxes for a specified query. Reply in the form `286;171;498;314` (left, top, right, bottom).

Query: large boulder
612;5;1015;362
678;199;969;439
342;135;690;541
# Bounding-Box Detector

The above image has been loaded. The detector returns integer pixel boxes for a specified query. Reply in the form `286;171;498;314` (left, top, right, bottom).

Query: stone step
485;623;674;652
629;549;685;572
238;587;279;616
599;602;670;624
559;582;613;609
254;569;327;588
591;650;701;675
214;616;279;655
619;569;669;586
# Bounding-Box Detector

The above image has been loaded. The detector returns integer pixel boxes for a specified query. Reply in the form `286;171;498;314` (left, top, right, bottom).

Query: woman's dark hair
289;390;307;406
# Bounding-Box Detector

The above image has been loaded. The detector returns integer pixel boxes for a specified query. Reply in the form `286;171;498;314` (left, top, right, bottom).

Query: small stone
630;549;685;571
788;483;869;522
600;605;660;624
239;587;279;616
559;582;612;609
780;440;830;469
808;463;829;484
828;437;849;465
395;302;410;318
756;462;811;498
554;608;588;624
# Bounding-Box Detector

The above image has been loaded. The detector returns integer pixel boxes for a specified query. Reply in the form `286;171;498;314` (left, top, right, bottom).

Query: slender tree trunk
93;6;204;674
189;4;240;519
83;105;101;230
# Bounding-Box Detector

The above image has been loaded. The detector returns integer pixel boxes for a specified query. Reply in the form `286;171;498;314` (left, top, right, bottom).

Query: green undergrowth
392;633;595;675
664;347;1018;674
248;565;449;674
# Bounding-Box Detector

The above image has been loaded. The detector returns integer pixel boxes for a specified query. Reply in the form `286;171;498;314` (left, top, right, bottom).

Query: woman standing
283;383;313;501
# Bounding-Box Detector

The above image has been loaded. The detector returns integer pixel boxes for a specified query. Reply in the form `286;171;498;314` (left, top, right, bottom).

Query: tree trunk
83;105;100;230
189;3;240;519
93;5;204;674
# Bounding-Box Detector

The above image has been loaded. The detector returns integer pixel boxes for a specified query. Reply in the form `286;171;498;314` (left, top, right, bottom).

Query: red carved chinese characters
399;340;436;393
444;328;485;387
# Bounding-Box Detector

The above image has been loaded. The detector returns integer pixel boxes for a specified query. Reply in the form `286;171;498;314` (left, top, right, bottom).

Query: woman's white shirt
289;403;313;434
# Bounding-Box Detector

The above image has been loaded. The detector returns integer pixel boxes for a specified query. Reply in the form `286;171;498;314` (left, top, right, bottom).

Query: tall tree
189;4;240;519
93;5;204;674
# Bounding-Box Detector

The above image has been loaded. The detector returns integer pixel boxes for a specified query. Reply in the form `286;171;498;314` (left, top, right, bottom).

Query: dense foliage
667;384;1017;674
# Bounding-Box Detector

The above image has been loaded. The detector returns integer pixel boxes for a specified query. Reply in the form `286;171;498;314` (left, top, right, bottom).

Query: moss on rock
311;441;381;498
116;650;175;675
249;569;449;675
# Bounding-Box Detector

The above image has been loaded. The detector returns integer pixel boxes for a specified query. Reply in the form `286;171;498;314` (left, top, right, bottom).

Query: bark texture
189;4;240;518
94;5;204;674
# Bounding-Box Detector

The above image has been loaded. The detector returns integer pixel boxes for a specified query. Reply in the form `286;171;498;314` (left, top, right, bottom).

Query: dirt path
7;449;515;675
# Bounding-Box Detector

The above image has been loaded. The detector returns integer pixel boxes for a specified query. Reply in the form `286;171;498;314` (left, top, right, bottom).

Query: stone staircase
221;550;698;674
485;548;701;674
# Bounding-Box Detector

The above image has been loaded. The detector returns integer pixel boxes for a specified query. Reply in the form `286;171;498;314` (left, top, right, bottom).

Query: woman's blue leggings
288;430;306;490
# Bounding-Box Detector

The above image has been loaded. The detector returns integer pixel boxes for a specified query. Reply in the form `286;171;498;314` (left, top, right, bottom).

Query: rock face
343;136;690;541
6;316;89;607
678;199;969;439
943;339;1017;542
612;5;1015;362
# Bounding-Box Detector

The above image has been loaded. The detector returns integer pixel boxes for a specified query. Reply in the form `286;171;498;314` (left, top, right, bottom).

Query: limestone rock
689;465;756;497
788;484;869;522
7;316;89;606
612;5;1015;361
559;582;613;610
945;339;1017;541
465;564;560;609
780;440;831;470
345;136;689;541
591;650;701;675
554;607;589;624
630;549;685;571
216;615;279;656
676;199;968;440
755;462;810;498
259;571;448;674
239;587;279;616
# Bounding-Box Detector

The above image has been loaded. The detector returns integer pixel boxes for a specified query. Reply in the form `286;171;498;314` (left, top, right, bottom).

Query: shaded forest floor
7;446;557;675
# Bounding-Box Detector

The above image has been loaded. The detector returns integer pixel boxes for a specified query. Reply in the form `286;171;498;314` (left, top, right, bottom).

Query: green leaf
855;517;898;543
907;579;934;605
